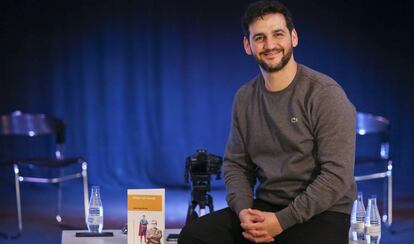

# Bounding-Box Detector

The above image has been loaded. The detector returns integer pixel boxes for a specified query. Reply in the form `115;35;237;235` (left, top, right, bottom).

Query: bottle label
89;208;101;215
88;215;103;225
88;207;103;225
356;215;365;222
351;222;364;232
365;225;381;235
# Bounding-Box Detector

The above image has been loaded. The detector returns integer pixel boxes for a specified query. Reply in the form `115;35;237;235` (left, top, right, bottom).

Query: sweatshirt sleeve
223;90;257;215
275;85;356;230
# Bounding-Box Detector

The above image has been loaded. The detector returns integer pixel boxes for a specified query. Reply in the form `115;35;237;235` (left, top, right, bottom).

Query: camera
184;149;223;223
185;149;223;183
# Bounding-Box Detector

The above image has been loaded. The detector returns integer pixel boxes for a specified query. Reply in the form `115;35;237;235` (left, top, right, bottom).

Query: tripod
185;175;215;224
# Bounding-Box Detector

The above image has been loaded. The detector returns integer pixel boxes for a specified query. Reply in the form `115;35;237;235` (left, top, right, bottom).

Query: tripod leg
207;194;214;213
185;201;199;225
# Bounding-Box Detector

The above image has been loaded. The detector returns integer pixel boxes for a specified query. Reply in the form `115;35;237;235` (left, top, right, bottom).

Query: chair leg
81;161;89;225
56;179;63;223
55;163;88;226
387;165;393;226
382;162;393;227
13;164;23;233
0;164;22;240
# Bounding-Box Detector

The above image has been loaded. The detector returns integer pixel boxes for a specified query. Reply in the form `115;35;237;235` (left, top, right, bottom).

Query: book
128;188;165;244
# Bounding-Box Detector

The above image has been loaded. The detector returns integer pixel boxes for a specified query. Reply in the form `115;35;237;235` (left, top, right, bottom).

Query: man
146;220;163;244
178;1;356;243
138;215;148;243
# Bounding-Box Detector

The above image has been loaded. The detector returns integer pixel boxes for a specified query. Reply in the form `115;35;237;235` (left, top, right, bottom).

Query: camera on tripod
185;149;222;183
184;149;223;224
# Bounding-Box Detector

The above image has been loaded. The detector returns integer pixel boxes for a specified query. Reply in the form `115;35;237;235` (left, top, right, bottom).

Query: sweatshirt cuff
232;199;254;216
275;206;298;230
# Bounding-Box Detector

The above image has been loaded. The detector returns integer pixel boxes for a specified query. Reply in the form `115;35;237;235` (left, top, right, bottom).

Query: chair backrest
0;111;65;144
356;112;389;135
356;112;390;159
0;111;67;161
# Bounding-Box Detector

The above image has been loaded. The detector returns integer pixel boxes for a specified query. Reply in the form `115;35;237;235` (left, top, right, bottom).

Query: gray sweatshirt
223;64;356;230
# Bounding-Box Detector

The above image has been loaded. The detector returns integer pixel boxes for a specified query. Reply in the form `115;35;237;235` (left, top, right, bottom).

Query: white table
62;229;368;244
61;229;181;244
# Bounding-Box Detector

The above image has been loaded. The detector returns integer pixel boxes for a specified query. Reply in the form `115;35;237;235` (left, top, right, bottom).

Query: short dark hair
242;0;295;38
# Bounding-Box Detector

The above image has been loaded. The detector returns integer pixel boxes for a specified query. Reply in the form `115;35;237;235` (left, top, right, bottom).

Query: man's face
244;13;298;73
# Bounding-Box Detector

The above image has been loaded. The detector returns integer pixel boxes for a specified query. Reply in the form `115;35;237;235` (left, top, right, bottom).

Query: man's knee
177;224;199;244
177;208;237;244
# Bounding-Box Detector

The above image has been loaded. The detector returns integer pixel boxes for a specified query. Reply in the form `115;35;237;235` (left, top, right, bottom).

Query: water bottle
365;196;381;244
87;185;104;233
349;192;366;242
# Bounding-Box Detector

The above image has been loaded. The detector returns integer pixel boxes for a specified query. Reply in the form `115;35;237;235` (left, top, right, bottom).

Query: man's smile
261;49;283;59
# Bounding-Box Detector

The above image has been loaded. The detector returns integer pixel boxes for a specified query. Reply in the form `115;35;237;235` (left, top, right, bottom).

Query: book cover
128;189;165;244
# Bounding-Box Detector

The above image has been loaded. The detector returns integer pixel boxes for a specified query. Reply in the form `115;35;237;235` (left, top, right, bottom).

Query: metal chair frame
0;111;88;238
355;112;392;226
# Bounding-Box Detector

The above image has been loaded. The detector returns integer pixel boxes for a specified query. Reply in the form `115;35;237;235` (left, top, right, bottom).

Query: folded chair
0;111;88;238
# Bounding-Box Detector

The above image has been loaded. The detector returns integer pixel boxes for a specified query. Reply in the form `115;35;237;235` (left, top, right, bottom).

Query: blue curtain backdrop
1;0;413;192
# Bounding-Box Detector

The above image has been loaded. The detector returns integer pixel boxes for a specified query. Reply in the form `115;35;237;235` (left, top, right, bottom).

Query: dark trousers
178;199;350;244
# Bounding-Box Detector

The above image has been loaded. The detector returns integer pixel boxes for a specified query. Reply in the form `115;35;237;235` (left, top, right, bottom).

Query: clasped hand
239;208;283;243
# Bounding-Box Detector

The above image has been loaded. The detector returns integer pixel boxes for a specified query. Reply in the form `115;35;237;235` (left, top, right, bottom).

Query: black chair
355;112;392;226
0;111;88;238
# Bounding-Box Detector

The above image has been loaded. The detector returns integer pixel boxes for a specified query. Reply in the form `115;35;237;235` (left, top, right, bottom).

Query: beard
254;46;293;73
